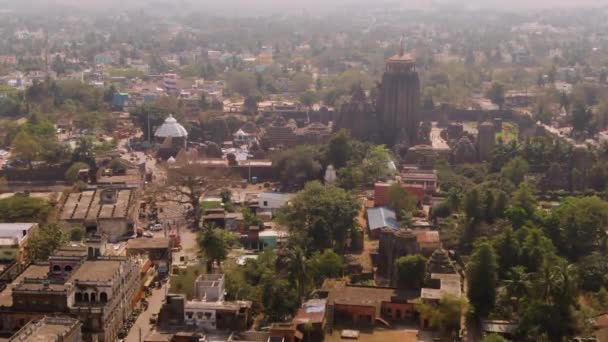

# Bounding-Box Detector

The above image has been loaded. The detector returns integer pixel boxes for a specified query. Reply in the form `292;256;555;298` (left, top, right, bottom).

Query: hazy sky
6;0;608;15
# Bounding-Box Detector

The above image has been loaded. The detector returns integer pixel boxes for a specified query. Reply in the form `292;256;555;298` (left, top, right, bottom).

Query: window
75;293;82;302
64;265;73;272
83;293;89;302
100;292;108;303
52;265;61;272
204;312;212;319
90;293;96;302
186;312;193;319
197;312;203;319
263;201;268;206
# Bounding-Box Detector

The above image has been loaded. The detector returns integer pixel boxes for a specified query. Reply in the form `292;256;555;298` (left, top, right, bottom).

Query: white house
257;193;294;212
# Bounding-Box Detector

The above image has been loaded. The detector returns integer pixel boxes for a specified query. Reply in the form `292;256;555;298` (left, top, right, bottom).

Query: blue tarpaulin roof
367;207;399;231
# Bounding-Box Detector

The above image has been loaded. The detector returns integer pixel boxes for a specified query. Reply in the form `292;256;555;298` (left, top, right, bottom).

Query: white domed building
155;115;188;147
154;114;188;158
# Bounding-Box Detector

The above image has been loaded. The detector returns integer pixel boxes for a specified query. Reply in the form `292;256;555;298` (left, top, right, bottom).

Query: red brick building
323;281;417;331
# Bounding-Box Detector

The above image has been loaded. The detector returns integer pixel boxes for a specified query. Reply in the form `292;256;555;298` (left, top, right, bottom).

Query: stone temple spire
399;35;405;57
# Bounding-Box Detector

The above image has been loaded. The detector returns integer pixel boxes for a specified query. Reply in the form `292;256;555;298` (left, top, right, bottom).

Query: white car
150;223;163;231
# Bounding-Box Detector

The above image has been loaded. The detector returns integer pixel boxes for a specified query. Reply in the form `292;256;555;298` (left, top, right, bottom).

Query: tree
299;90;319;108
69;227;85;241
387;184;417;222
495;191;508;218
261;275;300;321
416;294;467;337
464;188;481;222
71;137;96;166
486;82;505;109
130;104;170;142
291;72;313;92
517;257;578;341
198;223;231;273
227;71;257;97
0;196;52;223
326;130;353;169
504;266;531;299
27;224;66;261
272;146;322;189
278;181;359;254
163;164;236;228
243;95;260;114
553;196;608;261
511;182;537;219
65;162;90;183
467;239;498;317
483;189;496;223
500;156;529;185
359;145;394;185
493;227;520;278
395;254;427;290
577;252;608;292
571;100;592;133
519;226;557;273
285;247;309;299
307;249;344;285
11;131;43;168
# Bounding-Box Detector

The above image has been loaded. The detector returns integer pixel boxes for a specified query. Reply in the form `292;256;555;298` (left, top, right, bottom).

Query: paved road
125;283;168;342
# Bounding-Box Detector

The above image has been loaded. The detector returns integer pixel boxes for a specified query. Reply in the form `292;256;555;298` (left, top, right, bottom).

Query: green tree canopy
395;254;427;290
553;196;608;261
278;181;359;254
307;249;344;285
486;82;505;109
27;224;66;261
272;145;322;189
500;156;529;185
467;239;498;317
387;183;418;222
0;196;52;223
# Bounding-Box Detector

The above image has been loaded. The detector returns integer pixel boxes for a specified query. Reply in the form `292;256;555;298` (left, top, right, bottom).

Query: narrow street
125;283;168;342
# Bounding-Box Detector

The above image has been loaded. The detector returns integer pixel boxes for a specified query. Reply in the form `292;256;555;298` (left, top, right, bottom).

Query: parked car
149;223;162;231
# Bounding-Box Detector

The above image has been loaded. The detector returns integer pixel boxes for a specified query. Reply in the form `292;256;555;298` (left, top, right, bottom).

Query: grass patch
201;201;222;211
169;264;207;299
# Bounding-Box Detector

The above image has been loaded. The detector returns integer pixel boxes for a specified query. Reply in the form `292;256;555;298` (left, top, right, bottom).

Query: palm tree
286;247;309;300
505;266;531;299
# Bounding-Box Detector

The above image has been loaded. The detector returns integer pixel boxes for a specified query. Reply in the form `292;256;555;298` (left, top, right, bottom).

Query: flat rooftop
127;237;171;250
69;260;121;283
0;264;50;307
60;188;135;222
9;317;80;342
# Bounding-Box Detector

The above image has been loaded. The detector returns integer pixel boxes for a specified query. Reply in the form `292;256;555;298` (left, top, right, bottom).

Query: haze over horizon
5;0;608;16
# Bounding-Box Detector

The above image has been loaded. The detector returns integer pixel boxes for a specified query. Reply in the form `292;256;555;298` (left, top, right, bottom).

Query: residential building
0;223;38;263
323;280;418;331
126;237;172;277
0;252;141;342
257;193;293;213
401;169;438;193
8;316;82;342
59;187;139;242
